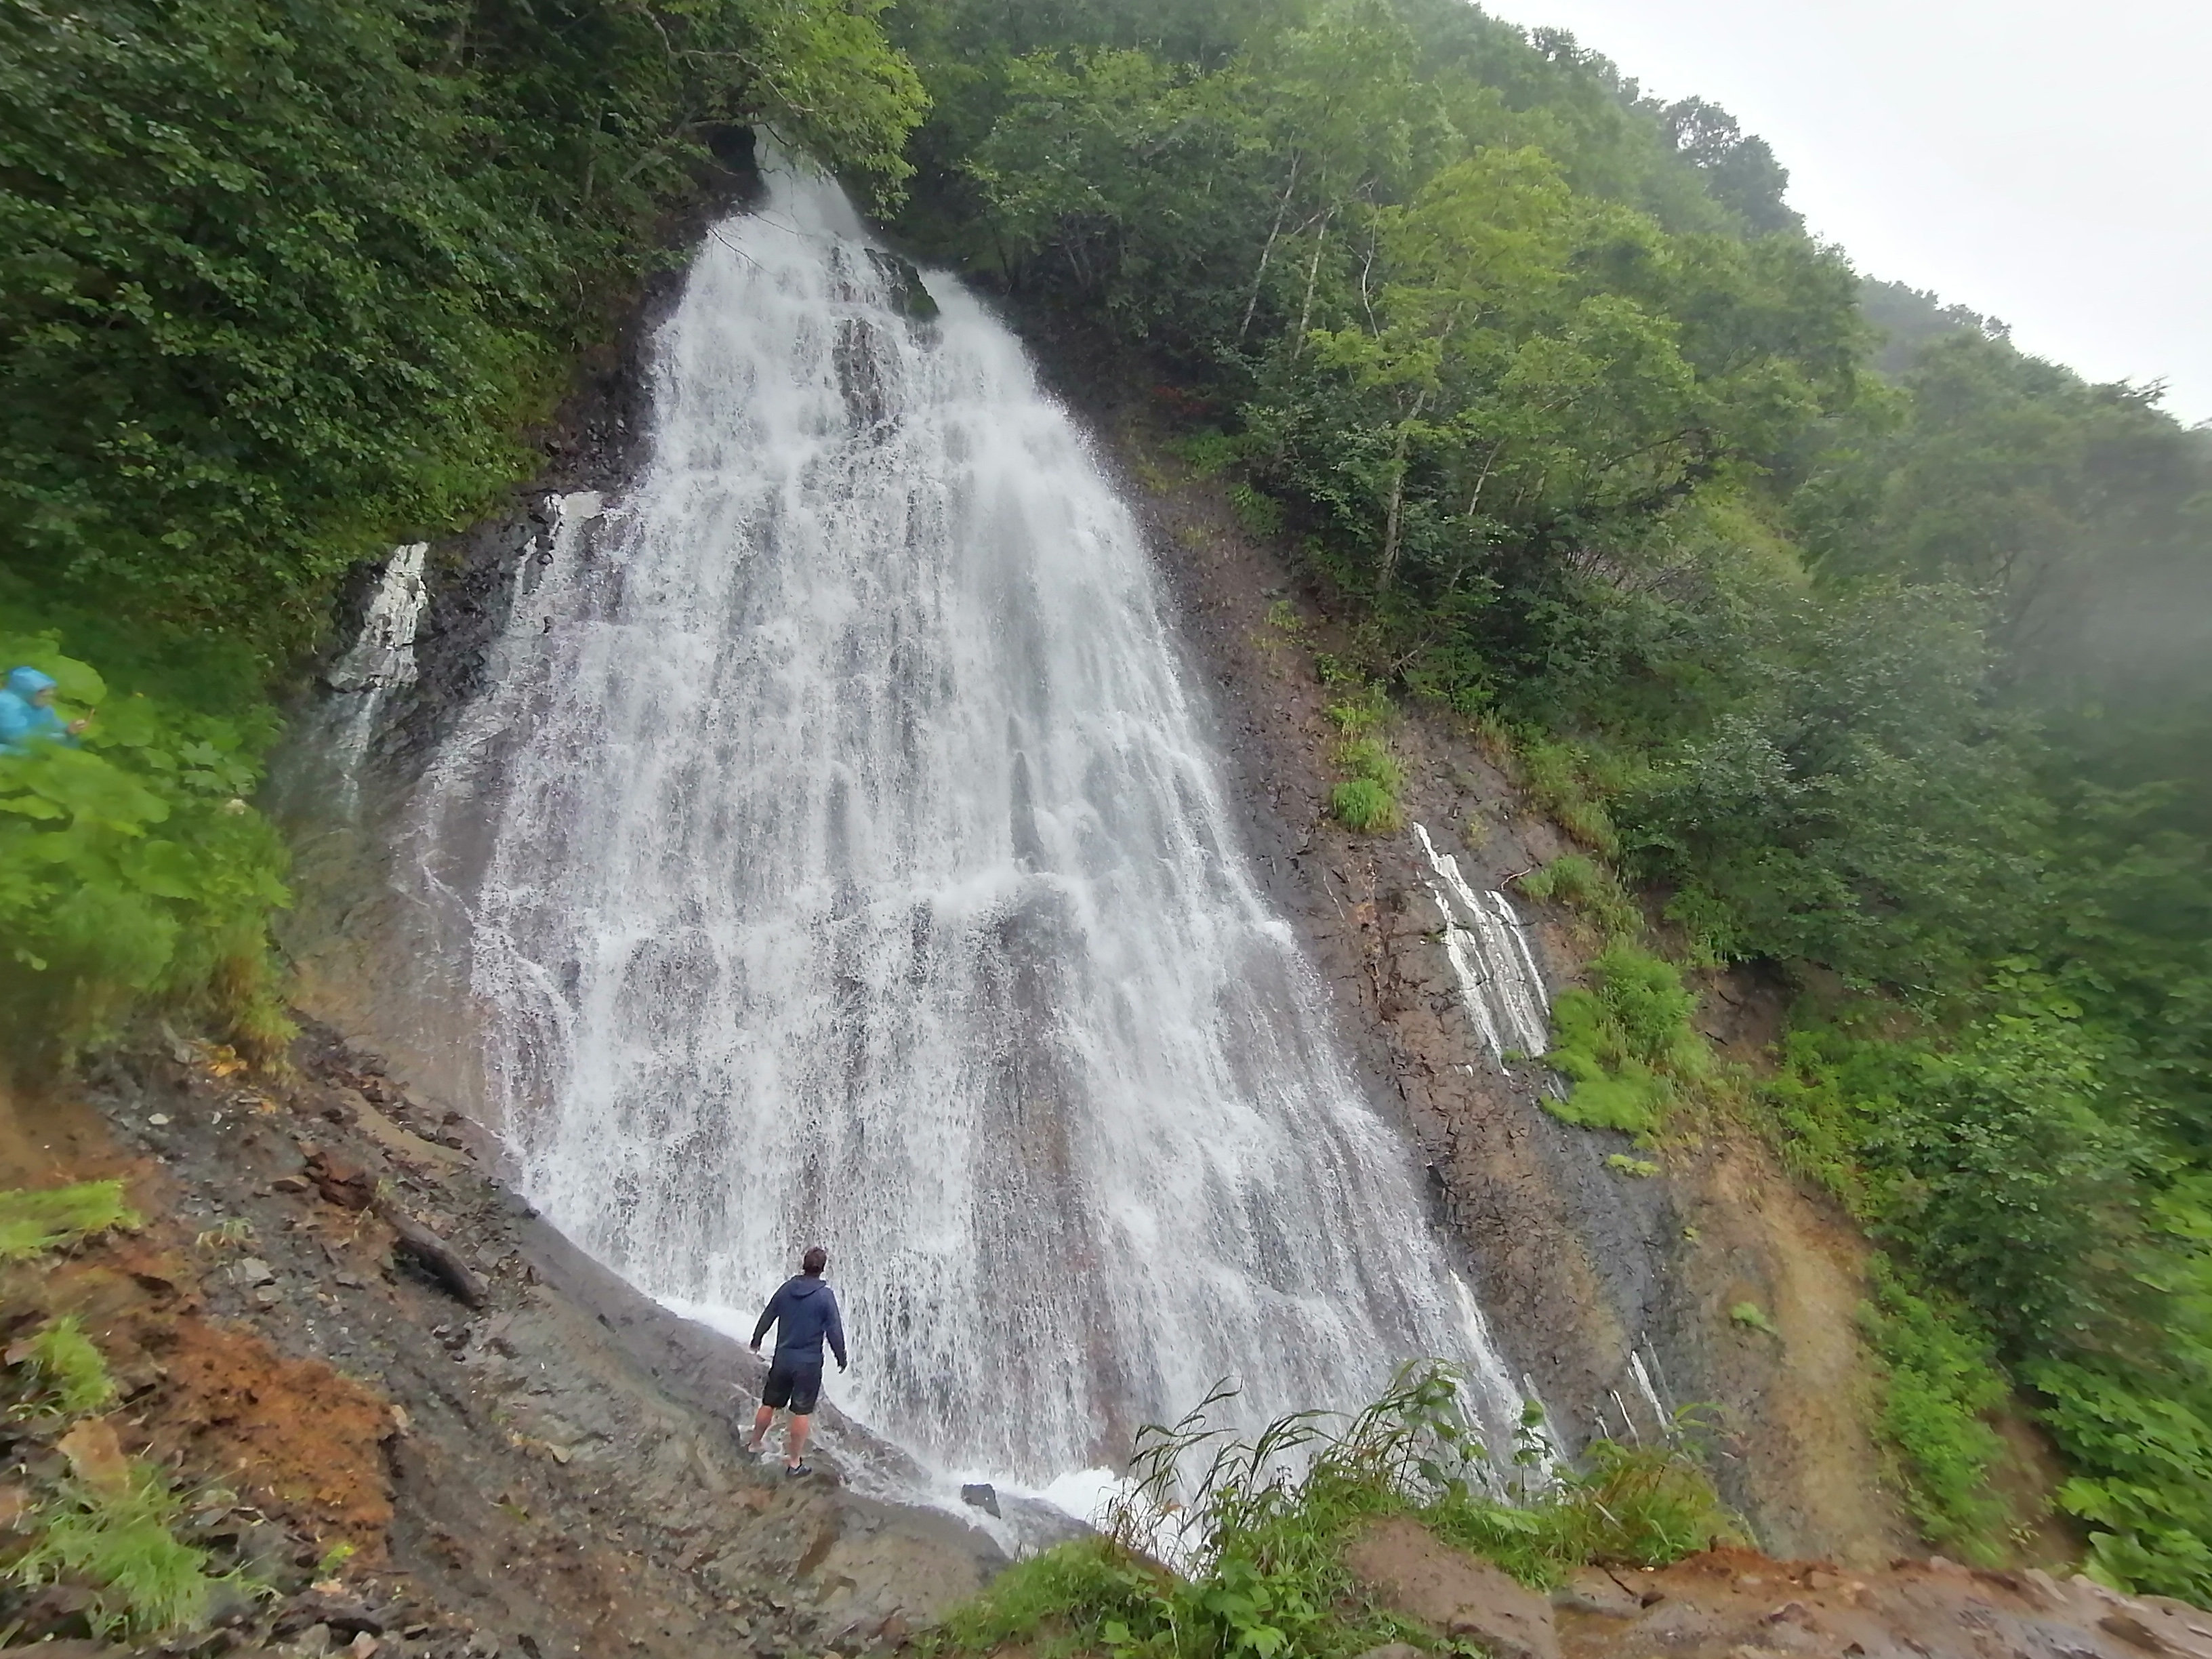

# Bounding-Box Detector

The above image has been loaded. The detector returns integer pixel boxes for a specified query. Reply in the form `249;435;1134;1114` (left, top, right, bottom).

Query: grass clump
12;1316;118;1418
1327;689;1408;836
1544;945;1706;1136
1519;854;1641;944
14;1467;222;1639
1729;1303;1778;1336
1517;740;1629;859
0;1181;140;1263
931;1367;1737;1659
1859;1258;2012;1561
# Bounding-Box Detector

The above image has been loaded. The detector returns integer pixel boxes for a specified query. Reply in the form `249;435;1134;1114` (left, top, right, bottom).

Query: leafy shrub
1859;1258;2011;1561
1544;945;1705;1136
0;1181;140;1263
1229;483;1284;536
0;640;293;1060
1172;430;1242;478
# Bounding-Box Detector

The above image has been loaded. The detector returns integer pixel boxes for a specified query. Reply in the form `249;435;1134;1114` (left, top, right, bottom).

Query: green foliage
932;1367;1734;1659
1330;779;1401;836
11;1316;119;1417
1858;1257;2011;1562
1728;1302;1776;1335
13;1467;222;1639
1329;692;1405;834
1;0;926;655
0;638;293;1059
1543;945;1702;1136
0;1181;140;1263
1518;853;1639;943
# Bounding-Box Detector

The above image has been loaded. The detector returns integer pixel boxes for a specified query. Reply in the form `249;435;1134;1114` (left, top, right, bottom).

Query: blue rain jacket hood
0;668;71;755
750;1273;847;1368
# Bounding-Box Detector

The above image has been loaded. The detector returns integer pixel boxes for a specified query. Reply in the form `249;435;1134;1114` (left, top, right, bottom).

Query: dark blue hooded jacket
751;1273;847;1369
0;668;73;756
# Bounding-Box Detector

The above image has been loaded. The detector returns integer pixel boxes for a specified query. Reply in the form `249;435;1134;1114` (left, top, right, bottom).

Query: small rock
308;1149;377;1210
298;1624;335;1656
273;1174;314;1194
235;1256;277;1286
341;1037;389;1075
1805;1570;1841;1593
960;1481;1000;1518
148;1113;171;1126
253;1284;284;1307
876;1611;912;1647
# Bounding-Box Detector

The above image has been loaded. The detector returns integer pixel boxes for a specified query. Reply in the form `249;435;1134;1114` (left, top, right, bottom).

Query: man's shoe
785;1462;813;1479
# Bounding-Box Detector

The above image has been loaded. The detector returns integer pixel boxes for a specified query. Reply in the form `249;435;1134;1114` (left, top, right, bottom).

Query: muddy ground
0;1029;1004;1656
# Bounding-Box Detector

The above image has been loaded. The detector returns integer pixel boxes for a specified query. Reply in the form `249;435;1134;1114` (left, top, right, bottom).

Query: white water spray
415;160;1530;1484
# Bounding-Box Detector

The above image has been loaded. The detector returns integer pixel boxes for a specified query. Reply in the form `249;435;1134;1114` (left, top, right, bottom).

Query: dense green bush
1;0;925;657
0;639;292;1059
1542;944;1702;1136
1858;1257;2011;1563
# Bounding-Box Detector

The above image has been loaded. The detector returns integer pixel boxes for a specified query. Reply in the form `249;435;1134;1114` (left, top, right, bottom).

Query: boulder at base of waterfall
960;1482;1000;1517
1343;1517;1560;1659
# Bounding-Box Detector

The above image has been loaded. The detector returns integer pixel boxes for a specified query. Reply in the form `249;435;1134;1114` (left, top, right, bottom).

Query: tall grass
930;1367;1737;1659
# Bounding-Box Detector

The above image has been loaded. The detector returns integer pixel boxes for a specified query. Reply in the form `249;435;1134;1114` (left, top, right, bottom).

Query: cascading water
1412;824;1553;1078
411;157;1530;1488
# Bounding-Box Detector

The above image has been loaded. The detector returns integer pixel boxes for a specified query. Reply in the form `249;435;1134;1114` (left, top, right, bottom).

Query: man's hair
801;1246;828;1275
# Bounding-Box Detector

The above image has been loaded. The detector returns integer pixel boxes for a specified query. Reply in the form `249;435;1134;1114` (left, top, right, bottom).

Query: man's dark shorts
762;1356;823;1416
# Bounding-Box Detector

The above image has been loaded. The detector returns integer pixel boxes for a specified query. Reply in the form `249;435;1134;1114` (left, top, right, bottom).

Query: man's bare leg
746;1404;775;1453
786;1412;812;1469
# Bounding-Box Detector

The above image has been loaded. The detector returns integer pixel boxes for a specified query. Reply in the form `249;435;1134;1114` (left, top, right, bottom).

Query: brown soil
1351;1523;2212;1659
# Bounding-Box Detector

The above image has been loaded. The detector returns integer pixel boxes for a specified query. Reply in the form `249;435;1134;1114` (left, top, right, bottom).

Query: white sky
1485;0;2212;426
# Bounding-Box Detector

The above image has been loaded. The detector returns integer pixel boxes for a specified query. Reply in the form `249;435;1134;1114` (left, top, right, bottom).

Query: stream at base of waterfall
388;155;1544;1517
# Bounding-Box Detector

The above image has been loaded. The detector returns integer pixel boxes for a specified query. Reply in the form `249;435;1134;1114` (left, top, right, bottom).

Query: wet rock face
65;1024;1007;1658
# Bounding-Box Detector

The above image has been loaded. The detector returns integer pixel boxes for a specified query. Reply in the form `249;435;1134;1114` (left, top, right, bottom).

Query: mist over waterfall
416;159;1523;1485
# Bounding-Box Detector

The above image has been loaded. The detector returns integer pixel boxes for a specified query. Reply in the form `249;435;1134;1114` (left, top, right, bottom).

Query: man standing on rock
745;1246;846;1477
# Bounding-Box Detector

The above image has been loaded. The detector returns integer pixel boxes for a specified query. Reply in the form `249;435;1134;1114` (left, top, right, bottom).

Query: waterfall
1412;824;1553;1073
305;541;427;818
413;157;1528;1486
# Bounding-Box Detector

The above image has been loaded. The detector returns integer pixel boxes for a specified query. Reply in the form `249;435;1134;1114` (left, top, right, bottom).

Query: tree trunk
1237;151;1303;346
1377;388;1431;594
1291;208;1335;356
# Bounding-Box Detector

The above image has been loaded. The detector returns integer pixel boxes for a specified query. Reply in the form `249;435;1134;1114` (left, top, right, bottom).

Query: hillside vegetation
3;0;2209;1604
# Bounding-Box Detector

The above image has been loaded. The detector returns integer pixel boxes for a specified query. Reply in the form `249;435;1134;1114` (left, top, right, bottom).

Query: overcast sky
1485;0;2212;426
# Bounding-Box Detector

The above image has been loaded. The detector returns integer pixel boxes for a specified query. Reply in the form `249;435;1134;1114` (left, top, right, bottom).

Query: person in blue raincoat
0;668;89;755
